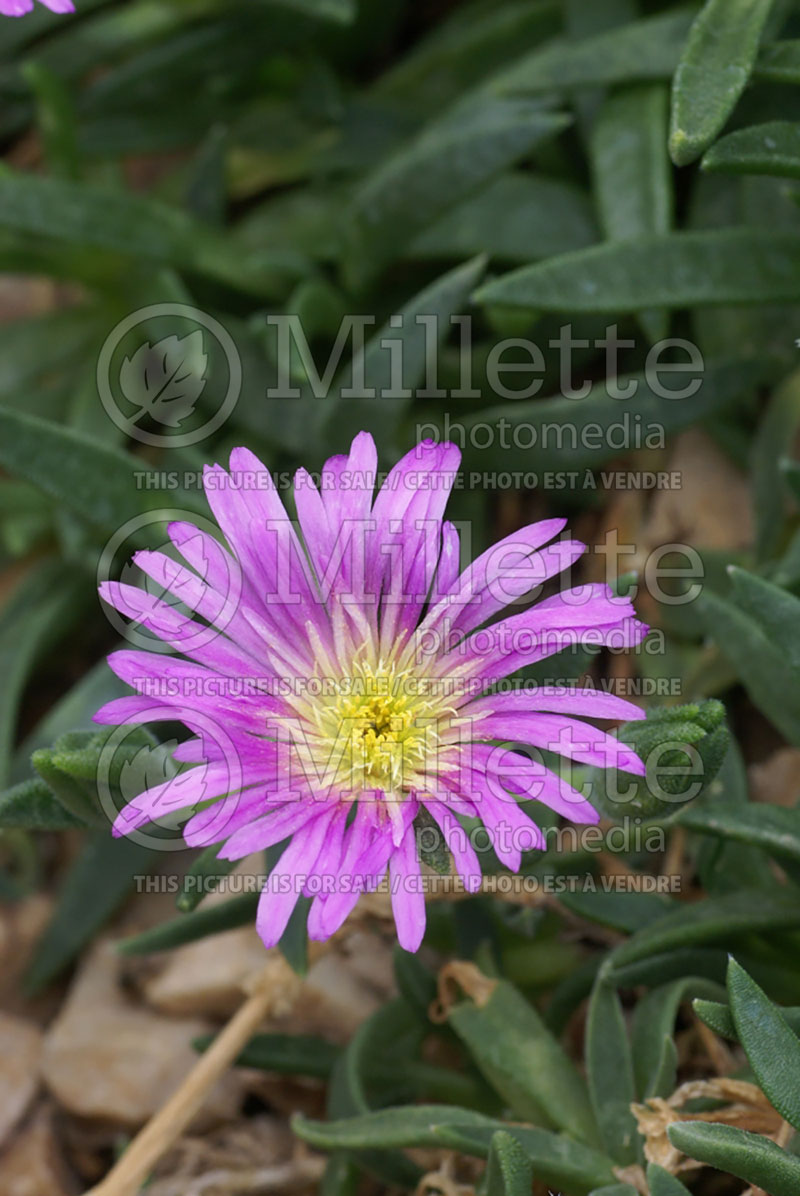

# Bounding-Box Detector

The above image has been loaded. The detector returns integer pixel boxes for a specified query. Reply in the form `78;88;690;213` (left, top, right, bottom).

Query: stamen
303;657;449;797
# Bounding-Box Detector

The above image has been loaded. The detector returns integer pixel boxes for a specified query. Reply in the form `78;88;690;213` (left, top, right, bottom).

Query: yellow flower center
308;659;446;795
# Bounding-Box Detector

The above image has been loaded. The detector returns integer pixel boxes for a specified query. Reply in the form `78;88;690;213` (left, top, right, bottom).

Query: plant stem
83;959;300;1196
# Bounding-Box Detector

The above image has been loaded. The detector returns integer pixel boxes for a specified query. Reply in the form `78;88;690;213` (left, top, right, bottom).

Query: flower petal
389;819;426;952
256;807;337;948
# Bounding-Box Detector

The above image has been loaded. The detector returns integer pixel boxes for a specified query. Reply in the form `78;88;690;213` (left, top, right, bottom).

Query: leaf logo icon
118;739;181;806
119;330;207;428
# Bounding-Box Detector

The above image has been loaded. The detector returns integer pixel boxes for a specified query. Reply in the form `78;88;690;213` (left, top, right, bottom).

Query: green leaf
585;980;638;1164
23;62;80;180
336;998;422;1114
559;890;674;936
485;1131;534;1196
474;229;800;312
782;457;800;503
320;1154;360;1196
667;1121;800;1196
195;1031;340;1079
0;776;84;830
322;255;486;447
0;167;304;296
679;799;800;868
184;124;228;225
0;558;90;786
26;724;181;849
693;997;737;1038
703;120;800;180
0;0;96;55
590;83;672;342
260;0;355;24
292;1107;617;1195
645;1038;679;1106
494;8;696;93
73;19;284;159
0;407;202;536
435;356;764;476
31;741;106;827
727;565;800;667
609;948;728;990
393;946;437;1016
753;368;800;559
669;0;775;166
589;700;730;823
631;978;725;1099
118;892;259;955
0;480;51;519
755;38;800;83
563;0;639;40
697;567;800;745
414;807;453;876
546;956;601;1037
24;0;187;85
412;172;597;263
302;998;486;1182
278;895;310;975
28;726;154;829
685;171;800;368
0;479;51;556
11;658;127;785
323;997;426;1190
39;727;177;811
694;996;800;1040
646;1163;693;1196
696;599;800;747
443;971;598;1144
588;1187;639;1196
345;98;570;285
377;0;560;112
728;957;800;1131
25;830;158;993
603;889;800;978
177;844;237;913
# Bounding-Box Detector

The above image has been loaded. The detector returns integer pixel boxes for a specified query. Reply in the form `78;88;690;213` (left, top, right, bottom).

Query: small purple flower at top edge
95;432;649;953
0;0;73;15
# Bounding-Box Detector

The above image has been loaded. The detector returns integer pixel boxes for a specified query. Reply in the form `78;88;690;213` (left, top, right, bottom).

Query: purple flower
0;0;73;14
95;434;648;952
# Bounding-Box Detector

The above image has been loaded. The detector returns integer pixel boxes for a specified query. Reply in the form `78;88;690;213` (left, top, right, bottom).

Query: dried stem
83;959;300;1196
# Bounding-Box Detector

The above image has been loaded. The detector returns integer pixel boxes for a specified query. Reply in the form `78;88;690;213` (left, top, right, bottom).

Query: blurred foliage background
3;0;800;1193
